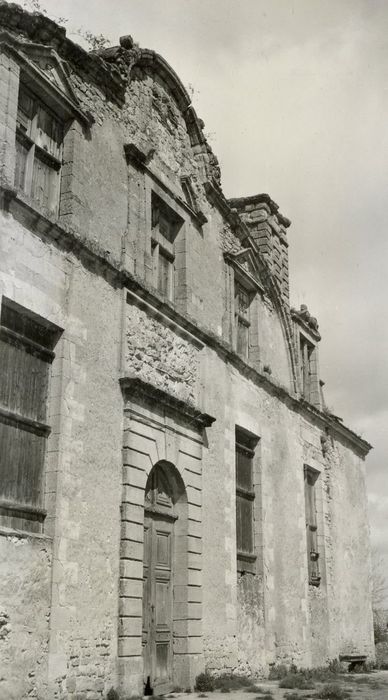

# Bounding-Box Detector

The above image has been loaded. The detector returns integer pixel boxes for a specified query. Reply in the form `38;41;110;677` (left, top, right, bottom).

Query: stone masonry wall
126;301;200;404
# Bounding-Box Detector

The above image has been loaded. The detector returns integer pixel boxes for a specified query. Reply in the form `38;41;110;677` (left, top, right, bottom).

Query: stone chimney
228;194;291;301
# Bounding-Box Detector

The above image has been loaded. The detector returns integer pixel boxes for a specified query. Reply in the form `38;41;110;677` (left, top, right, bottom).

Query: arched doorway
142;461;187;695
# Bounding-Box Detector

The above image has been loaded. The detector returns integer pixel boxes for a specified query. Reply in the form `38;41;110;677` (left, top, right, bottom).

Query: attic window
300;335;315;402
151;193;183;301
181;177;196;211
14;84;63;214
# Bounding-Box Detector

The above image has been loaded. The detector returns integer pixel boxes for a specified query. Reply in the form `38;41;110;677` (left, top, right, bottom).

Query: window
304;466;321;586
235;282;251;359
151;194;181;301
300;335;315;401
14;84;63;214
0;299;60;533
236;429;257;573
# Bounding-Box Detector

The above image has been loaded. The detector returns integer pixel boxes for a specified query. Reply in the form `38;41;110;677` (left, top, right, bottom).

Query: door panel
143;513;174;694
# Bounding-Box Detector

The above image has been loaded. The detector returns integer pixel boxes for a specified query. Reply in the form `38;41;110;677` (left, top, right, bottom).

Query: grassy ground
170;669;388;700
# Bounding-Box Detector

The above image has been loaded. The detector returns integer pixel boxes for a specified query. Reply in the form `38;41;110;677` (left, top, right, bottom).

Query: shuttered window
14;84;63;214
236;430;257;573
304;466;321;586
0;299;60;533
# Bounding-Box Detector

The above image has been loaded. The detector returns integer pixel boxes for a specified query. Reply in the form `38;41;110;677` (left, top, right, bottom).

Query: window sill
237;552;257;575
237;551;257;562
13;188;59;220
309;576;321;587
0;524;52;542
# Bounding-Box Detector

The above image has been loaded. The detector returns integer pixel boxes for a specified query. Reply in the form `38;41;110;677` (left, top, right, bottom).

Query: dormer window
300;334;315;402
151;193;182;301
14;84;63;214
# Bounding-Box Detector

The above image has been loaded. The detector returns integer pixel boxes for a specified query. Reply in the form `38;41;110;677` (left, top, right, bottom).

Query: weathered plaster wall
199;348;374;674
60;116;128;261
0;212;124;698
326;439;374;659
0;212;66;700
256;296;293;390
0;534;51;700
47;261;123;699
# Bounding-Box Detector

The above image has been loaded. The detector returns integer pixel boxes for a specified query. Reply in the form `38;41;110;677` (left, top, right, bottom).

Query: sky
22;0;388;598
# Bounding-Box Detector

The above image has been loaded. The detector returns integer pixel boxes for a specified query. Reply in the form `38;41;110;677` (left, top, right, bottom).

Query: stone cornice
119;376;216;429
229;193;291;229
1;187;371;457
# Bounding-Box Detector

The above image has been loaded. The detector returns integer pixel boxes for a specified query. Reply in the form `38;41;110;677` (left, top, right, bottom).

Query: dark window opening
304;466;321;586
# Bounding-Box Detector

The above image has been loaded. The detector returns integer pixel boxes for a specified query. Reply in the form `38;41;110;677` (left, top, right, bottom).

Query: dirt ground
171;671;388;700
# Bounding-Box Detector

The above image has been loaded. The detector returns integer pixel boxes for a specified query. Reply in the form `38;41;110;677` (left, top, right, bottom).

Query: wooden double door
143;509;175;695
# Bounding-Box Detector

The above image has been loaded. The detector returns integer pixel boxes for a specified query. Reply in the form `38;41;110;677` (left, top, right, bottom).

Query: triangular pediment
24;46;75;100
224;247;264;293
0;31;90;122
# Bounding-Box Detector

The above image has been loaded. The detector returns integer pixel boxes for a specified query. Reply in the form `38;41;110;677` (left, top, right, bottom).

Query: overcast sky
24;0;388;596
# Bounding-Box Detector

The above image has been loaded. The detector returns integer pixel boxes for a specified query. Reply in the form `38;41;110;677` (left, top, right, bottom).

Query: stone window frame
0;35;92;223
235;426;261;575
226;254;263;364
299;331;319;405
234;278;252;360
304;464;321;587
151;191;183;302
14;81;64;215
124;143;207;316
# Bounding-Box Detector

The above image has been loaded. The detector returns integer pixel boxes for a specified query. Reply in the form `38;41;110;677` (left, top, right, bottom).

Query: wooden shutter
236;434;256;572
0;301;59;532
14;85;63;213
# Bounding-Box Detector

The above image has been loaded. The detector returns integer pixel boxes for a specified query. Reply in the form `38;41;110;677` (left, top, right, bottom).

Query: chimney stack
229;194;291;301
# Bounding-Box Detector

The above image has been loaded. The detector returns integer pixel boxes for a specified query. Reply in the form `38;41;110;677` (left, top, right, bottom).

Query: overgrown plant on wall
21;0;111;49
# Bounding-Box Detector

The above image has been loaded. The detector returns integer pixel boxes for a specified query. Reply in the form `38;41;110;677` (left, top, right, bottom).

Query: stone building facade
0;4;374;699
